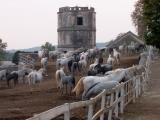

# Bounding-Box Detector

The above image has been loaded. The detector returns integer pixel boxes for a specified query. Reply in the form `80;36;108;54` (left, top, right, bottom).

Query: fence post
132;78;136;103
142;72;146;92
64;103;70;120
135;77;139;98
100;91;106;120
108;93;114;120
138;77;141;96
114;89;119;118
120;83;125;114
88;100;94;120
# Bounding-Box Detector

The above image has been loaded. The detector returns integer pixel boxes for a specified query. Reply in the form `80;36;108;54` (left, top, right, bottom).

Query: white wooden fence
26;47;153;120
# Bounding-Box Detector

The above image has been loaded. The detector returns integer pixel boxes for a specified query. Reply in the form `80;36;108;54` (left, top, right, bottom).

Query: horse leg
14;79;17;87
61;87;63;95
7;80;10;88
70;86;72;95
23;76;25;84
116;58;118;65
14;78;18;87
59;86;63;95
77;64;81;75
117;59;120;65
65;84;67;95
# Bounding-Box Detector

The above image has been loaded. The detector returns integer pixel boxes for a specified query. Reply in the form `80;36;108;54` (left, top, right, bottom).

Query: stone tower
57;6;96;51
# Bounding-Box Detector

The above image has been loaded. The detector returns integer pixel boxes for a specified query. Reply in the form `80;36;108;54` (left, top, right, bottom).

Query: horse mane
83;82;100;100
72;77;85;96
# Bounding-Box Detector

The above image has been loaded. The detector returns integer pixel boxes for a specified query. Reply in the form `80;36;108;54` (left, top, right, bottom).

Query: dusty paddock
0;55;139;120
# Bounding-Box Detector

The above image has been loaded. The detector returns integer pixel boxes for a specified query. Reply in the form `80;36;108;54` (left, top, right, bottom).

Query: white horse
82;81;120;100
56;57;73;72
113;49;120;65
80;52;88;61
78;54;87;73
55;67;75;94
38;50;44;59
87;48;99;62
89;58;98;71
73;65;144;97
0;69;7;80
11;68;33;83
55;67;65;88
41;57;48;76
127;42;136;55
27;68;45;85
65;51;74;58
107;54;115;65
105;68;125;75
139;52;148;67
72;70;126;96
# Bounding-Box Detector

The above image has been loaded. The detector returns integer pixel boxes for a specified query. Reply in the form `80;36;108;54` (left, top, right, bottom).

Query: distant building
106;31;145;48
57;6;96;51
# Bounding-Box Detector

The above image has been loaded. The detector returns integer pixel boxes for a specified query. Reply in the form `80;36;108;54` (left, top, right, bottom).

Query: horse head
135;65;145;75
38;68;46;76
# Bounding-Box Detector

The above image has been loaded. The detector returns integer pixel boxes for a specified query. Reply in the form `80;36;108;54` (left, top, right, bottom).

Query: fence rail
26;46;153;120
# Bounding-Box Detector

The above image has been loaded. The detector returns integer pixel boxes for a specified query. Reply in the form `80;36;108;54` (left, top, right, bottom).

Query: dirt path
0;56;139;120
123;58;160;120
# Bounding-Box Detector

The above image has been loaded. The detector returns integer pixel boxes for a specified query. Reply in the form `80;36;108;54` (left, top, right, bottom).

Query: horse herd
54;47;150;100
0;46;149;101
0;62;47;88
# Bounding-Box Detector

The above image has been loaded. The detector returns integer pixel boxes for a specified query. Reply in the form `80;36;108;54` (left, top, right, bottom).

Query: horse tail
71;63;74;75
27;73;32;85
55;71;61;88
72;77;85;96
72;76;76;86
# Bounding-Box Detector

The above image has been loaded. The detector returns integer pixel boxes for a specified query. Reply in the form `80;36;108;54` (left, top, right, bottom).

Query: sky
0;0;138;50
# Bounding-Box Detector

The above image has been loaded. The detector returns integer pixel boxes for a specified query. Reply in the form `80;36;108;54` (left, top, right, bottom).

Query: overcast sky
0;0;138;50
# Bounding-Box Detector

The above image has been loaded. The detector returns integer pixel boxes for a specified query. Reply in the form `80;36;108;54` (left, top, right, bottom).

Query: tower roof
107;31;145;48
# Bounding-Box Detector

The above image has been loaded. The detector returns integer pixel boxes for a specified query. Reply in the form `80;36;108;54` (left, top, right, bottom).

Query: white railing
26;47;153;120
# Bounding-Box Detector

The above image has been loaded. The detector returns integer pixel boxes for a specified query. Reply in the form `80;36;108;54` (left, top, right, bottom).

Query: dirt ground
123;57;160;120
0;55;139;120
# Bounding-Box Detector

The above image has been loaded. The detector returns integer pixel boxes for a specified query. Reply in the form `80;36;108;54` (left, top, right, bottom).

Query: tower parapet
58;6;95;13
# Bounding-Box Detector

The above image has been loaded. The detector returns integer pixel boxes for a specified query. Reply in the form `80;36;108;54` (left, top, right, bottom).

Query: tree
0;39;7;61
143;0;160;48
12;51;20;65
131;0;146;39
41;42;55;51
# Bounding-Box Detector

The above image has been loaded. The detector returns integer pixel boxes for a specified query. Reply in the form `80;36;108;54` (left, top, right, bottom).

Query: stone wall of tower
57;6;96;51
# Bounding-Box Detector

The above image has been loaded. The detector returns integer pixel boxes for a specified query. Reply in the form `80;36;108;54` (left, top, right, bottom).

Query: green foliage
0;51;6;61
5;52;14;61
143;0;160;48
131;0;146;39
0;39;7;61
41;42;55;51
12;51;20;65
